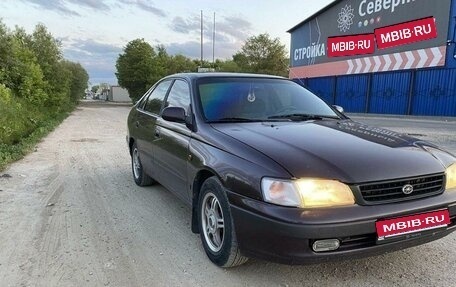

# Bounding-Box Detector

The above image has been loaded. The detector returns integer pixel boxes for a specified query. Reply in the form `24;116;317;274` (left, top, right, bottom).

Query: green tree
233;33;288;76
215;59;240;72
167;54;197;74
10;36;48;105
116;39;158;102
0;24;47;106
0;20;89;168
27;24;62;76
0;22;47;144
155;44;170;77
192;59;213;69
62;61;89;103
27;24;71;110
91;85;99;93
152;46;197;76
0;20;89;146
0;23;15;89
99;83;110;89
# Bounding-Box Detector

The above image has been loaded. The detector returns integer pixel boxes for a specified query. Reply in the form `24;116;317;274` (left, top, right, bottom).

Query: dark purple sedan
126;73;456;267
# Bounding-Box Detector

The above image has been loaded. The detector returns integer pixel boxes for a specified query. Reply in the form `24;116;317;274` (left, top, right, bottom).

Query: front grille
358;173;445;204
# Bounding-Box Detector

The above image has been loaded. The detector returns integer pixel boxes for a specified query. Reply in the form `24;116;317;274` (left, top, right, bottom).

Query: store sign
290;0;451;67
358;0;418;17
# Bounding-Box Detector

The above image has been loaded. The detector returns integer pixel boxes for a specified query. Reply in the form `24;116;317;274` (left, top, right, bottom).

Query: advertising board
289;0;452;77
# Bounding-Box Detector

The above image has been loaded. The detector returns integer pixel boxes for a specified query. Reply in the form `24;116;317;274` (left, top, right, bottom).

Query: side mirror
333;105;344;114
162;107;186;123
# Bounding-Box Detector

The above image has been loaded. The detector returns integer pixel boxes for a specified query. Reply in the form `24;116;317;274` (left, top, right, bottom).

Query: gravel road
1;102;455;287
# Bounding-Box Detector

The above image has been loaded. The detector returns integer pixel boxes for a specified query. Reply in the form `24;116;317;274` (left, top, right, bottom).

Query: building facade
108;86;131;102
288;0;456;116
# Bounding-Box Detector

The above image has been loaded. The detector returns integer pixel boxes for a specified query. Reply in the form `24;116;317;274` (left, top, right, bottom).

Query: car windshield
197;77;340;122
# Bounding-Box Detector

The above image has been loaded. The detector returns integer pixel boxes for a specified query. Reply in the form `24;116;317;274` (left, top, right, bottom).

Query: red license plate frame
376;209;450;240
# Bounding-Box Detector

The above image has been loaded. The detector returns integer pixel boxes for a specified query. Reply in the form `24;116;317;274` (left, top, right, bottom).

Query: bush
0;21;88;171
0;84;27;145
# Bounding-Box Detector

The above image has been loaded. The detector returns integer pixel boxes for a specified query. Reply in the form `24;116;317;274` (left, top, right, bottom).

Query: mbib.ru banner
289;0;450;68
375;17;437;49
376;209;450;239
328;34;376;57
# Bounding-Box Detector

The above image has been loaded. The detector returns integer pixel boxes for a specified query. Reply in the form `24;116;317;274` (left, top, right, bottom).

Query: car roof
164;72;287;81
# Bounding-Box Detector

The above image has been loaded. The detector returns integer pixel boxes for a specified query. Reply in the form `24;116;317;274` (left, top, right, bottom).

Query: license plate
376;209;450;241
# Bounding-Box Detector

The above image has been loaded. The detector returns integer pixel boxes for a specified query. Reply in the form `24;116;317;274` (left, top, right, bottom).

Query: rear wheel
198;177;248;267
131;142;154;186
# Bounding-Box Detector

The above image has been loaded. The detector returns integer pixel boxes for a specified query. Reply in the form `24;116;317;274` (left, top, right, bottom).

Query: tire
131;142;155;186
197;177;248;267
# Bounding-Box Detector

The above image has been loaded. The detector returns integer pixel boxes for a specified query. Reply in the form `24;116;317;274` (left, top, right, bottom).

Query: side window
144;80;172;114
164;80;191;114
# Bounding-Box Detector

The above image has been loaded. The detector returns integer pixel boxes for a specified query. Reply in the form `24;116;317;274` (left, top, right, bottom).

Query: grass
0;109;71;172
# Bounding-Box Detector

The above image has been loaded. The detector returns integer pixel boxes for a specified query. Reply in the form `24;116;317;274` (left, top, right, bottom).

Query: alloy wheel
132;148;141;179
201;192;225;252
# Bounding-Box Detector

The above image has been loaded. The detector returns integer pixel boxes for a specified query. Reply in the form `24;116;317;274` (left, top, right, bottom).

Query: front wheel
197;177;248;267
131;142;155;186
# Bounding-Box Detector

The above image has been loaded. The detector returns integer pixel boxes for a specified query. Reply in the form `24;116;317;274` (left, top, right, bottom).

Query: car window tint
165;80;191;114
198;78;338;121
144;80;172;114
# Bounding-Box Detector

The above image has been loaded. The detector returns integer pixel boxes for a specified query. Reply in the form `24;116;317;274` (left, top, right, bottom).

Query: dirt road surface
1;102;456;287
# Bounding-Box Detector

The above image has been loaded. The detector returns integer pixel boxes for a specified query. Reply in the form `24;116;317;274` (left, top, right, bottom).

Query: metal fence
299;68;456;117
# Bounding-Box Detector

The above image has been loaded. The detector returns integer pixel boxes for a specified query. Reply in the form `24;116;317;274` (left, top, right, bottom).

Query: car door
135;80;173;177
154;79;192;203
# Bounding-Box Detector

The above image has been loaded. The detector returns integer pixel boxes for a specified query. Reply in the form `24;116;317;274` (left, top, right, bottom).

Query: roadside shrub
0;21;89;170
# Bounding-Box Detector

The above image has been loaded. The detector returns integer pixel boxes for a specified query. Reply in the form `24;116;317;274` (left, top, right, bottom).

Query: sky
0;0;334;85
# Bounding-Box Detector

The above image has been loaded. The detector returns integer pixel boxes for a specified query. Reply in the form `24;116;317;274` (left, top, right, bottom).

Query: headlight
446;163;456;189
261;178;355;208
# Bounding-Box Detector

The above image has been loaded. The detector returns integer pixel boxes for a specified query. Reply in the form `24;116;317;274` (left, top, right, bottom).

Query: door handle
154;129;160;138
135;121;139;128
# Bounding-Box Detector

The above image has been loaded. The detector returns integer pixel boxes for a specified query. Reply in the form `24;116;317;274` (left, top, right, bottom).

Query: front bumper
227;190;456;264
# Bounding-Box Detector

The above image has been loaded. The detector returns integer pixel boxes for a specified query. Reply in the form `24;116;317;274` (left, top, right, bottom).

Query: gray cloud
20;0;165;17
134;0;166;17
74;40;123;55
118;0;166;17
170;16;201;34
21;0;81;16
168;14;252;59
67;0;110;10
62;39;122;84
167;40;242;60
166;41;204;59
217;16;252;42
170;15;251;41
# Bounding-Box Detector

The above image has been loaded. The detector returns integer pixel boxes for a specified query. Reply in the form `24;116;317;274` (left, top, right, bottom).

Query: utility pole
200;10;203;67
212;12;216;65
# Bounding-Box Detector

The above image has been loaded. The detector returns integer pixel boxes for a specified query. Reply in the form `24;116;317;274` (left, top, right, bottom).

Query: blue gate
306;77;335;104
336;75;369;113
412;69;456;116
368;71;411;115
296;68;455;116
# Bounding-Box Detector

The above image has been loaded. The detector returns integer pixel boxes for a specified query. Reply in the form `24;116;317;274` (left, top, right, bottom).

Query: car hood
211;120;446;183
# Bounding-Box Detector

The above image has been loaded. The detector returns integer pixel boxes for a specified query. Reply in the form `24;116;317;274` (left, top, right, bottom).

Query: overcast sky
1;0;334;85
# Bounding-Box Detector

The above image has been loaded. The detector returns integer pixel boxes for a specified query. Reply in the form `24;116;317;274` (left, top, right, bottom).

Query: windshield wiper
268;114;340;121
210;117;263;123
